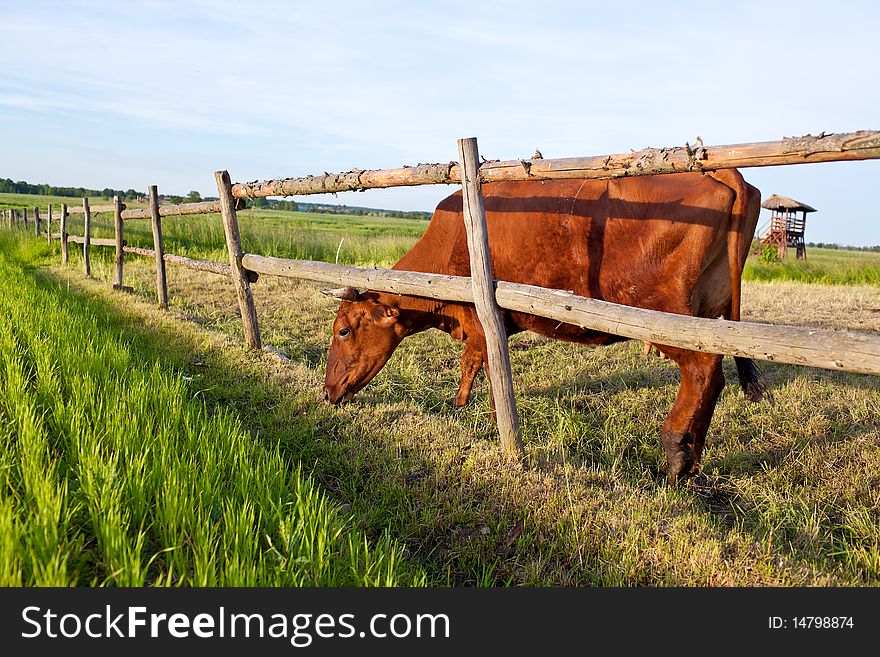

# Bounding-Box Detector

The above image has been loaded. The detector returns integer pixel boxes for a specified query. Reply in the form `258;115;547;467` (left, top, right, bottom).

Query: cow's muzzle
324;383;353;405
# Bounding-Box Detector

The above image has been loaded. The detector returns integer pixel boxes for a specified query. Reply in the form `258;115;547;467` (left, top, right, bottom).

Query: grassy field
744;246;880;285
0;232;424;586
1;195;879;586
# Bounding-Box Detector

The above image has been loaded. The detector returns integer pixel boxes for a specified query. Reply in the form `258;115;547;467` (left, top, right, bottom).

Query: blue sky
1;0;878;245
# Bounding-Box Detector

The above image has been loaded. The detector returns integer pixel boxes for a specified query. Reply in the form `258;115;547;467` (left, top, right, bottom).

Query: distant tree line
0;177;430;218
0;177;141;200
0;178;217;205
808;242;880;252
247;197;431;220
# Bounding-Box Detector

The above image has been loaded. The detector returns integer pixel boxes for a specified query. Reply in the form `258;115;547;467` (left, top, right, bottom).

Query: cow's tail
718;170;769;403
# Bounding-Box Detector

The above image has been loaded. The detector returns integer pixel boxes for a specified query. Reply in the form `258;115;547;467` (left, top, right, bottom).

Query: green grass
743;247;880;285
0;232;425;586
1;197;423;269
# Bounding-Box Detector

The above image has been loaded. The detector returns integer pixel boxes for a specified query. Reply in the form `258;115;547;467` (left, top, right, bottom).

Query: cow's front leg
454;344;484;407
658;347;725;483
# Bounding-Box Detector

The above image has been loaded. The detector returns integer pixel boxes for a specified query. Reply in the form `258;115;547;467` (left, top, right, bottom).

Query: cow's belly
506;310;627;346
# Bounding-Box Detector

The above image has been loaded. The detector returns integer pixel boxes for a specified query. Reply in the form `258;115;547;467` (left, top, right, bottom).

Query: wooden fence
4;129;880;456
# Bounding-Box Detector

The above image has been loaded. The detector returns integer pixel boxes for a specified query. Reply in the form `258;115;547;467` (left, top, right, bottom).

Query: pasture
0;232;424;586
2;195;880;585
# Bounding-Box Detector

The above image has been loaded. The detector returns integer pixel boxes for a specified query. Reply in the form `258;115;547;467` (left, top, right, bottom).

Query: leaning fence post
34;206;40;238
457;137;524;457
215;170;261;349
60;204;69;265
47;205;52;244
82;197;91;276
148;186;169;309
113;195;124;289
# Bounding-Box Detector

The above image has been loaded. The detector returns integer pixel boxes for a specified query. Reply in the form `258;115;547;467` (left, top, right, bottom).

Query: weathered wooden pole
47;205;52;244
215;170;261;349
113;195;124;289
33;207;40;237
148;186;169;309
457;137;524;456
60;204;69;265
82;198;91;276
23;207;28;230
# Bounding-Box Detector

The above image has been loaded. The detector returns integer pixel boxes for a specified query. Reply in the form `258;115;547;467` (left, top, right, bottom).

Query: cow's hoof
662;431;696;484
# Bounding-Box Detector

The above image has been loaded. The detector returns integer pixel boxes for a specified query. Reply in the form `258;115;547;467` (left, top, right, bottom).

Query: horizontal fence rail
67;203;123;214
50;231;233;277
241;254;880;376
231;130;880;198
56;233;119;248
121;198;245;220
124;246;233;277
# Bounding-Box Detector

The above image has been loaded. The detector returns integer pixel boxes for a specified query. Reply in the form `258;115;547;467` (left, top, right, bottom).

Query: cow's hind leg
455;344;484;407
657;347;725;482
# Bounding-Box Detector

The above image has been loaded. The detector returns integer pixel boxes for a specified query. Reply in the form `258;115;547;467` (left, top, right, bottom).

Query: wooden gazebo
758;194;817;259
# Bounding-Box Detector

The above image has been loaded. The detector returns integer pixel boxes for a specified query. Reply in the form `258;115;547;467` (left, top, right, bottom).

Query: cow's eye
338;327;351;339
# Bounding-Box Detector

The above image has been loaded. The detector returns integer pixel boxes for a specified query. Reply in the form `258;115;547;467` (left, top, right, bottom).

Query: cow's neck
375;292;451;336
378;229;463;337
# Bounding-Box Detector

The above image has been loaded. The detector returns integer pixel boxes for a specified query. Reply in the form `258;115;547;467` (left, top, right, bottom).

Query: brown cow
323;170;766;481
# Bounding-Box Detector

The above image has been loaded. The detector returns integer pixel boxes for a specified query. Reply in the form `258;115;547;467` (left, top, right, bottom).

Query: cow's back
394;171;754;341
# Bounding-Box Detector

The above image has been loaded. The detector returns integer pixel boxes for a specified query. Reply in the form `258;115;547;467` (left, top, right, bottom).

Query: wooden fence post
457;137;524;456
60;204;69;265
47;205;52;244
82;197;91;276
148;186;169;309
34;207;40;238
113;195;124;289
215;170;261;349
23;208;28;230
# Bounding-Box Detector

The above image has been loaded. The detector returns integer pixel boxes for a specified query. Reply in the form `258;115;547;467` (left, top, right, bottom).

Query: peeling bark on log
231;130;880;198
120;198;244;220
66;235;119;247
240;254;880;376
163;253;232;277
67;203;124;214
123;246;233;277
122;245;155;258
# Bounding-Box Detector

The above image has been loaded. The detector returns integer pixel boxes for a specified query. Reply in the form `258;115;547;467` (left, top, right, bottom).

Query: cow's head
322;287;407;405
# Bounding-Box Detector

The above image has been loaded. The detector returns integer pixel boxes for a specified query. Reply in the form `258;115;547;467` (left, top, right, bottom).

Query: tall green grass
0;232;424;586
56;207;422;269
743;247;880;285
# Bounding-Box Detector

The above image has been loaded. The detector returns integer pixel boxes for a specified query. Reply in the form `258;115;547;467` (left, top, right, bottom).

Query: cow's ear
371;303;399;326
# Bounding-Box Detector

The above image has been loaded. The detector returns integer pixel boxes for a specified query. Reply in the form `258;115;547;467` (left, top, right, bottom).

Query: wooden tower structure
758;194;816;260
